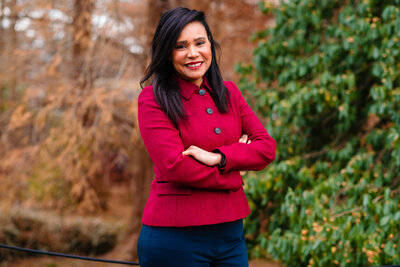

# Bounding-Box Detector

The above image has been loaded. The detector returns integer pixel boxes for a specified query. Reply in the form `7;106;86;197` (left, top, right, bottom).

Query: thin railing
0;243;140;265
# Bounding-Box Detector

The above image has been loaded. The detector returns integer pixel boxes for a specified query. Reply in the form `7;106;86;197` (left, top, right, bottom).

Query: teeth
187;62;201;67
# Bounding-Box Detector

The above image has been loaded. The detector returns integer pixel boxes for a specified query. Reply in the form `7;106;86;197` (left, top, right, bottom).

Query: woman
137;7;276;267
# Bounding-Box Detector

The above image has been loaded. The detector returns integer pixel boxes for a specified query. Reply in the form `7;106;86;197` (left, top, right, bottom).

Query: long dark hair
140;7;229;126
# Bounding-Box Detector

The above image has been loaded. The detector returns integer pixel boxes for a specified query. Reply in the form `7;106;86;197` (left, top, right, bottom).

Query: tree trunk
0;0;5;53
71;0;93;90
9;0;17;102
143;0;171;67
118;1;172;259
0;0;5;110
111;142;153;261
146;0;171;43
127;144;153;260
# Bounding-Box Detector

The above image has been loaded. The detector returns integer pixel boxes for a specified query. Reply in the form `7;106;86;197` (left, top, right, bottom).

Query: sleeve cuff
213;149;226;171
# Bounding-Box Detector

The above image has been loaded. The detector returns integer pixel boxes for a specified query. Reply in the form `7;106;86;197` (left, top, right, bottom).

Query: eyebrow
175;37;207;44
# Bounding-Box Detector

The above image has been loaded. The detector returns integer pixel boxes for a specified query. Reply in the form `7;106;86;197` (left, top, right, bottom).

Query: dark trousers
137;219;249;267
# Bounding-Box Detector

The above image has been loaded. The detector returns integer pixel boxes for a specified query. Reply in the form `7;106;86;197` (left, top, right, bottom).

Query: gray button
214;127;221;134
206;108;213;114
199;89;206;96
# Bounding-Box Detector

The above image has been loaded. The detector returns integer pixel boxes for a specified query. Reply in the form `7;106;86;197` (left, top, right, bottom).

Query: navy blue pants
137;220;249;267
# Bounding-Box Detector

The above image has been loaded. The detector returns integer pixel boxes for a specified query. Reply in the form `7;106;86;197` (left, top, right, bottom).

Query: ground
0;186;283;267
2;257;282;267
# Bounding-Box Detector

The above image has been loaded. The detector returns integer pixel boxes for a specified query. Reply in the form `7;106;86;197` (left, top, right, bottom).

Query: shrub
238;0;400;266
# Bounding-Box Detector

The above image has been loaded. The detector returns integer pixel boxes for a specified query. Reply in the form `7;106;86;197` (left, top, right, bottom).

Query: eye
175;44;185;49
196;41;205;46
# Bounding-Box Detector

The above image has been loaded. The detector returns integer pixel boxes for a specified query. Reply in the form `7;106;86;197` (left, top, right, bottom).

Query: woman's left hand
238;134;251;176
182;145;221;166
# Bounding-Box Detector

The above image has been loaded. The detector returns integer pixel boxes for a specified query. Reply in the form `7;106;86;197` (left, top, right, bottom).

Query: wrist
212;149;226;169
213;152;222;166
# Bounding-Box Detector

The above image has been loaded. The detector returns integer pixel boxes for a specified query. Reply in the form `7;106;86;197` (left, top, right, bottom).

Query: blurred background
0;0;276;266
1;0;400;266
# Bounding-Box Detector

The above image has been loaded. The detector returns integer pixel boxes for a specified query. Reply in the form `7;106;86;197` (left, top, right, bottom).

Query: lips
185;61;203;70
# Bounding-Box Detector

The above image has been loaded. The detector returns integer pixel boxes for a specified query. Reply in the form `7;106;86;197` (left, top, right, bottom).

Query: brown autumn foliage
1;0;148;211
0;0;273;261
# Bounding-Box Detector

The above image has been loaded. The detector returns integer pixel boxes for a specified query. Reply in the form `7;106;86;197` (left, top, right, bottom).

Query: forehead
177;21;207;41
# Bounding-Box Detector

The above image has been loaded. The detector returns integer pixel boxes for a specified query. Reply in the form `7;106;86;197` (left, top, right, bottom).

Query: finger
182;146;194;155
239;134;248;143
247;140;252;144
182;150;191;156
182;145;202;156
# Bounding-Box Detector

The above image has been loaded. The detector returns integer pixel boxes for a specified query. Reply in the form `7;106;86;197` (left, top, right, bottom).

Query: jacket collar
176;76;212;100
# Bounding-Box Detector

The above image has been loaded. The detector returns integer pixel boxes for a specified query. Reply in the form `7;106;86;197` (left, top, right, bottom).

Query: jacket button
199;89;206;96
206;108;213;114
214;127;221;134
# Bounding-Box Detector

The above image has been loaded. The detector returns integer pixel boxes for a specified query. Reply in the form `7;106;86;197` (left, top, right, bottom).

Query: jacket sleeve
137;86;243;191
214;81;276;172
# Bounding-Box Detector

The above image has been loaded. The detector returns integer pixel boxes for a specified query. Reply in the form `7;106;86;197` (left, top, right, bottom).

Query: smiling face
172;21;212;87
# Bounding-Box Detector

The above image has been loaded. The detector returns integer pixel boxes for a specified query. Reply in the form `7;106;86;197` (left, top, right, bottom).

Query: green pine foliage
237;0;400;266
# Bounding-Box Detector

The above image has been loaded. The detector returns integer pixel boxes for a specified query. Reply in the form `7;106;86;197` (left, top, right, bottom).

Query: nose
187;45;199;58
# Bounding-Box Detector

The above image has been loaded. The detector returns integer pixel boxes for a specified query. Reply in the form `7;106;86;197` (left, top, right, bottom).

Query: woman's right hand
239;134;251;175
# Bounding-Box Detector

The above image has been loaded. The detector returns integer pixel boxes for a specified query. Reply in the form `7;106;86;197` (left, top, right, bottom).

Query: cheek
203;46;212;61
172;51;183;66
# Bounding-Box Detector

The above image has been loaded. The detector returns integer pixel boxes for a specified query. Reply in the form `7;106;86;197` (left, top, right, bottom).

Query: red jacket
137;77;276;227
